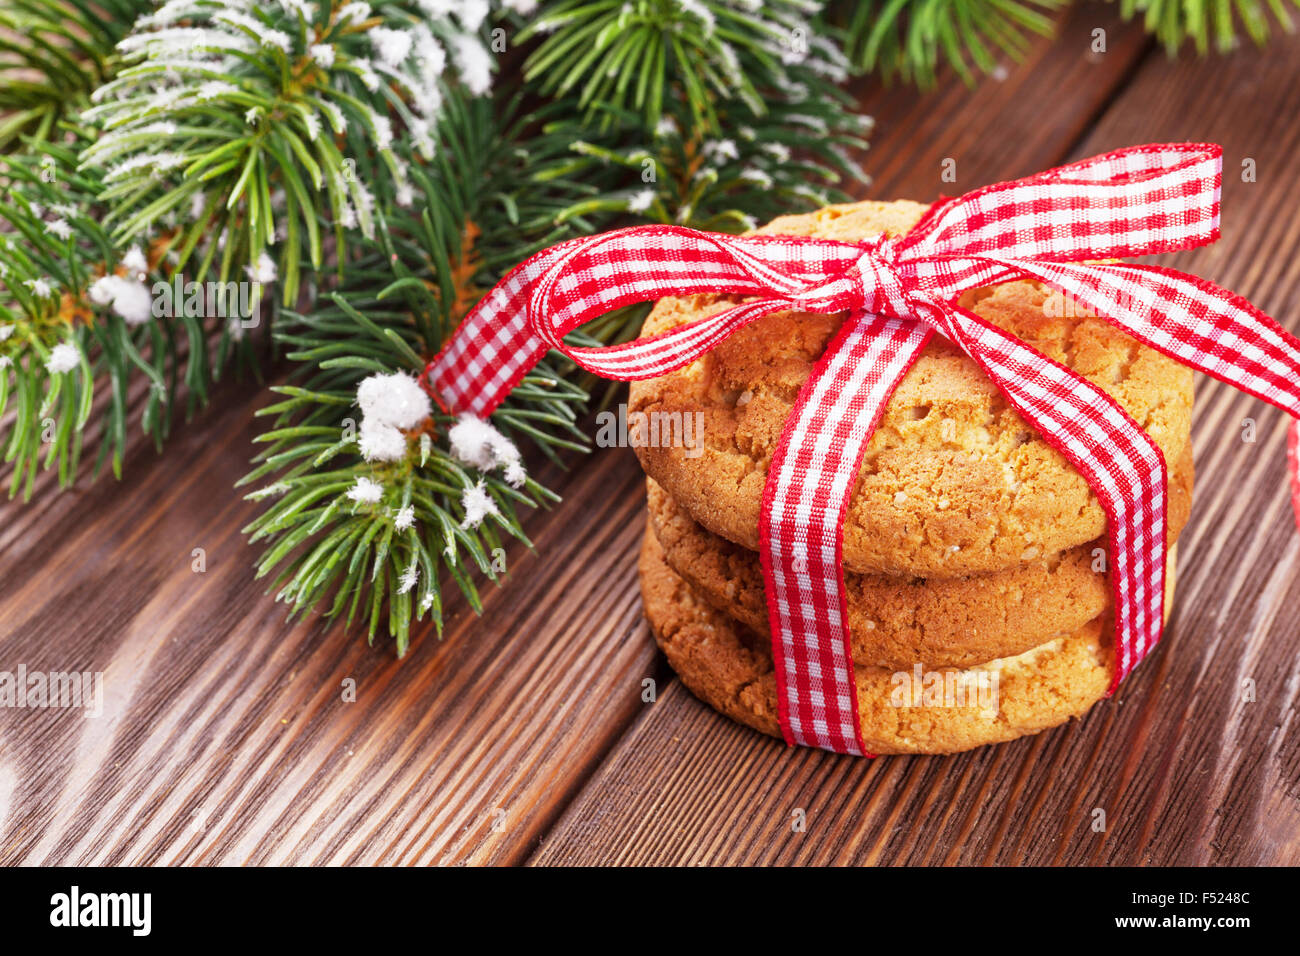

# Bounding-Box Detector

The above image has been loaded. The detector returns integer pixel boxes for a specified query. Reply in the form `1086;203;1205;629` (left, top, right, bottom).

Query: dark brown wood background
2;5;1298;866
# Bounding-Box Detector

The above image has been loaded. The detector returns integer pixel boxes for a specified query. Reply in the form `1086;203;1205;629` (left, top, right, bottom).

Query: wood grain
0;376;663;862
849;2;1153;200
3;5;1296;867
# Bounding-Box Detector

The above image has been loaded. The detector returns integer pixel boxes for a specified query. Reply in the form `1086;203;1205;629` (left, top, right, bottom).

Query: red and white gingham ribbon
426;143;1300;756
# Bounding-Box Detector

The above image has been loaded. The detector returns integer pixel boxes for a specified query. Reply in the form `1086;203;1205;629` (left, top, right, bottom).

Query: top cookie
627;200;1194;577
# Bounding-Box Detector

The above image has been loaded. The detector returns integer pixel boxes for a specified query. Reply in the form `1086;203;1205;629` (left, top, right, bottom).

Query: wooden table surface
3;6;1299;866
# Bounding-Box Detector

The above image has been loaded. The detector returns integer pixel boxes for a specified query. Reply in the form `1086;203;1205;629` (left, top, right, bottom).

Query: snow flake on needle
346;476;384;504
459;481;499;530
448;413;526;487
451;33;492;95
371;27;413;67
358;372;431;430
397;560;419;594
122;246;149;276
89;275;153;325
393;505;416;531
626;189;656;213
702;139;739;163
246;252;277;284
355;372;432;463
339;2;371;25
197;81;238;101
309;43;335;69
45;342;81;374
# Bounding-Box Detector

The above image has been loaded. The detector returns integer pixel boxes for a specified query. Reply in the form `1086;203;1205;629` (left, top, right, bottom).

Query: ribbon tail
1290;420;1300;533
982;257;1300;538
900;144;1222;262
984;259;1300;422
935;303;1168;692
761;313;932;755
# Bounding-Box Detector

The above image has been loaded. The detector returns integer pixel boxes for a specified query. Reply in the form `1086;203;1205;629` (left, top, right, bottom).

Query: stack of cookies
630;200;1195;754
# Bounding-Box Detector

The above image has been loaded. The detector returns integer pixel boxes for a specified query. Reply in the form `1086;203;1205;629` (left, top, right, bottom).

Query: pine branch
835;0;1065;85
78;0;497;307
520;0;838;134
0;0;152;151
240;92;613;650
0;126;264;496
1115;0;1299;53
1;1;507;495
547;82;872;235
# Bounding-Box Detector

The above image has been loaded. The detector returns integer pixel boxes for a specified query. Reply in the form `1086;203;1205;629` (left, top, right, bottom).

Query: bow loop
900;143;1224;263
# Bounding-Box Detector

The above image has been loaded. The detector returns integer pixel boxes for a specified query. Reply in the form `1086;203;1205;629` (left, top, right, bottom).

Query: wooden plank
0;5;1155;866
0;375;662;864
530;29;1300;866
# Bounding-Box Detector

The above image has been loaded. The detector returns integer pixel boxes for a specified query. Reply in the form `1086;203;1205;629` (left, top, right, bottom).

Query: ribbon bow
427;143;1300;756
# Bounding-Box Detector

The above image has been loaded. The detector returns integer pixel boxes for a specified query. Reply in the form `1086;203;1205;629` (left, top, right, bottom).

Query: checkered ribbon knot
426;143;1300;756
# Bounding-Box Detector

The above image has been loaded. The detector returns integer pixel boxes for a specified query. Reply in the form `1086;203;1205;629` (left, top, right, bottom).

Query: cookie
639;525;1179;755
646;443;1193;669
627;200;1195;577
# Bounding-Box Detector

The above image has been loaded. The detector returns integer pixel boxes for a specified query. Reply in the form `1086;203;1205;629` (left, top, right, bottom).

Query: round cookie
646;443;1193;670
627;199;1195;577
639;526;1179;755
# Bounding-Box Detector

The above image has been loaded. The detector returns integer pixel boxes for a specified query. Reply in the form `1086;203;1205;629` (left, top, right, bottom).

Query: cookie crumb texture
628;200;1194;577
647;443;1192;670
639;526;1178;755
